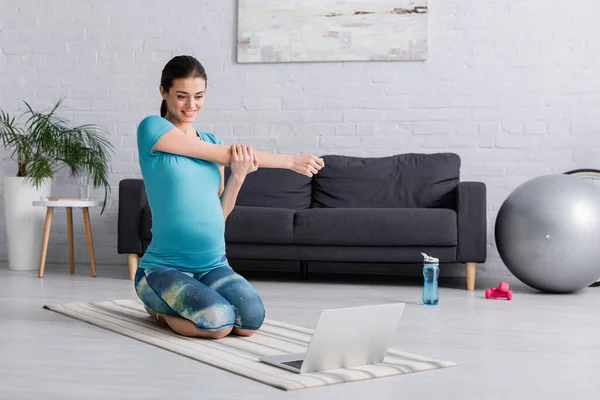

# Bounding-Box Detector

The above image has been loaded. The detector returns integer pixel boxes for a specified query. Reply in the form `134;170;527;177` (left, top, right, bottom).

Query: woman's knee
134;268;176;316
194;302;237;331
235;300;266;331
200;268;266;331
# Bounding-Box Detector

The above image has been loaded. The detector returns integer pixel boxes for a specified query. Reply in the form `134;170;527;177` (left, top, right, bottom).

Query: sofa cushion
225;206;295;244
293;208;457;246
224;167;312;210
312;153;460;209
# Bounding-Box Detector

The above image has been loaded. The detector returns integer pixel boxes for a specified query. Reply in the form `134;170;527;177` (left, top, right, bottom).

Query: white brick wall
1;0;599;278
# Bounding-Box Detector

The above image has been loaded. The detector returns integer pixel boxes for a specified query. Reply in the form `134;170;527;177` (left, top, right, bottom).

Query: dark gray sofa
118;152;487;290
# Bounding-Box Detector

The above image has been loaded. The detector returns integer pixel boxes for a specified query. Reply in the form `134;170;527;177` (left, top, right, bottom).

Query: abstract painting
237;0;428;63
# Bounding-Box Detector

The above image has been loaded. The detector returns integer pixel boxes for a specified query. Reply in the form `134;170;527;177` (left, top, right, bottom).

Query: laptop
260;302;406;374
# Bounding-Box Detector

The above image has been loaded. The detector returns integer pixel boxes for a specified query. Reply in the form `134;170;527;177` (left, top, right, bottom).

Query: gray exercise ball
495;174;600;293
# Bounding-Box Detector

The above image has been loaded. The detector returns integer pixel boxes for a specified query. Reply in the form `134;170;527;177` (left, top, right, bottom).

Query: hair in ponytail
160;99;167;118
159;55;207;117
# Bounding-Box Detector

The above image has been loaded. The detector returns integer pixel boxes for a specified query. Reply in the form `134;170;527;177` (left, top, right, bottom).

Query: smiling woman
159;56;207;121
134;55;325;340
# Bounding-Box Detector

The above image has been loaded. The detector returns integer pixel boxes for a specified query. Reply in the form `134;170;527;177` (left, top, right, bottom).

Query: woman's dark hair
160;55;207;117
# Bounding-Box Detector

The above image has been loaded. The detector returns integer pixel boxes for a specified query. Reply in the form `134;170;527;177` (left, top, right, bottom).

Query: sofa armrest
117;179;147;256
456;181;487;263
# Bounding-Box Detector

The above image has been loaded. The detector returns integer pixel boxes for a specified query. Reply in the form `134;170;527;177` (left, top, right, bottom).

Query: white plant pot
4;176;52;271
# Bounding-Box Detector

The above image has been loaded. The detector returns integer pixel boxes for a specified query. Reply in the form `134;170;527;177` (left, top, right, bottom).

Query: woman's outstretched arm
254;151;325;177
152;128;324;176
152;124;325;177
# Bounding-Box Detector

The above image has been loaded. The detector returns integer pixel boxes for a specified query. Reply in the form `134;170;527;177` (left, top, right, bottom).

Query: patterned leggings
134;265;265;331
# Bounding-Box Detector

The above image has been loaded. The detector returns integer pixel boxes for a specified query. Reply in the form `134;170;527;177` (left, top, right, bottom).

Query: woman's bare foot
144;305;168;326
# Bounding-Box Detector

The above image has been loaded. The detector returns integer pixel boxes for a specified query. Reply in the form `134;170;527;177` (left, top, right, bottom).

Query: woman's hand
290;154;325;177
230;144;259;180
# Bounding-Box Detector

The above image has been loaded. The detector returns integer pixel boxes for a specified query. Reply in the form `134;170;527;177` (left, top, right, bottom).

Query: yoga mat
44;299;456;391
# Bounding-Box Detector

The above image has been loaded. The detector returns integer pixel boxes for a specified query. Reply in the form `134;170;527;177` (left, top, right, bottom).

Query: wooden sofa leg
128;254;139;281
465;262;476;291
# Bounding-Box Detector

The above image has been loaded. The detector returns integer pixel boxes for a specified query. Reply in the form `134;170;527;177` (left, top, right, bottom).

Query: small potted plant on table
0;98;115;271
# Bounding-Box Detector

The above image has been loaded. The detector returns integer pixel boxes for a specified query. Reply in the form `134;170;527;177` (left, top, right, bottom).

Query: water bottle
421;252;440;306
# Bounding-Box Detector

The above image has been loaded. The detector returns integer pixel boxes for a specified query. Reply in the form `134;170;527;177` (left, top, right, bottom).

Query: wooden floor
2;262;600;400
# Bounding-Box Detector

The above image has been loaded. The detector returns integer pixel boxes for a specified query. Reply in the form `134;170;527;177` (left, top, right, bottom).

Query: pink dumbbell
485;282;513;300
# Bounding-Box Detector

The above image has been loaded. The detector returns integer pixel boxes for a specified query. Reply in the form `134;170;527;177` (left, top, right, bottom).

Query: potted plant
0;97;115;271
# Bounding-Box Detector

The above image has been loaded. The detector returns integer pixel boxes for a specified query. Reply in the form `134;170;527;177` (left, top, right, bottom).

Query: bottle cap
421;252;439;264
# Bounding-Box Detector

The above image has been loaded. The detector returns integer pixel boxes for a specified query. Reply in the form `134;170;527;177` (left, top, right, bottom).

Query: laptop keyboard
282;359;304;369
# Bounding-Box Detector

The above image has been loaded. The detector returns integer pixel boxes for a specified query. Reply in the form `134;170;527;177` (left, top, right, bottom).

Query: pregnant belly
152;216;225;252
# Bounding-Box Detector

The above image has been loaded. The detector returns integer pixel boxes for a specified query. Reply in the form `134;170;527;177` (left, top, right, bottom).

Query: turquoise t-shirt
136;115;228;273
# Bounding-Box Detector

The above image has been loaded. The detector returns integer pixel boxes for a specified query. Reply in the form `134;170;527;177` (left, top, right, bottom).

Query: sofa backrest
224;167;312;210
311;153;460;208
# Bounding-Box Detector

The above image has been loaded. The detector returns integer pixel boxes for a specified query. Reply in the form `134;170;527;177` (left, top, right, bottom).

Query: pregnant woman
134;55;325;339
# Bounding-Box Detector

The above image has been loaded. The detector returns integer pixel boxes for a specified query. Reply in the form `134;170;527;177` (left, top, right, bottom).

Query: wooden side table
32;199;103;278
